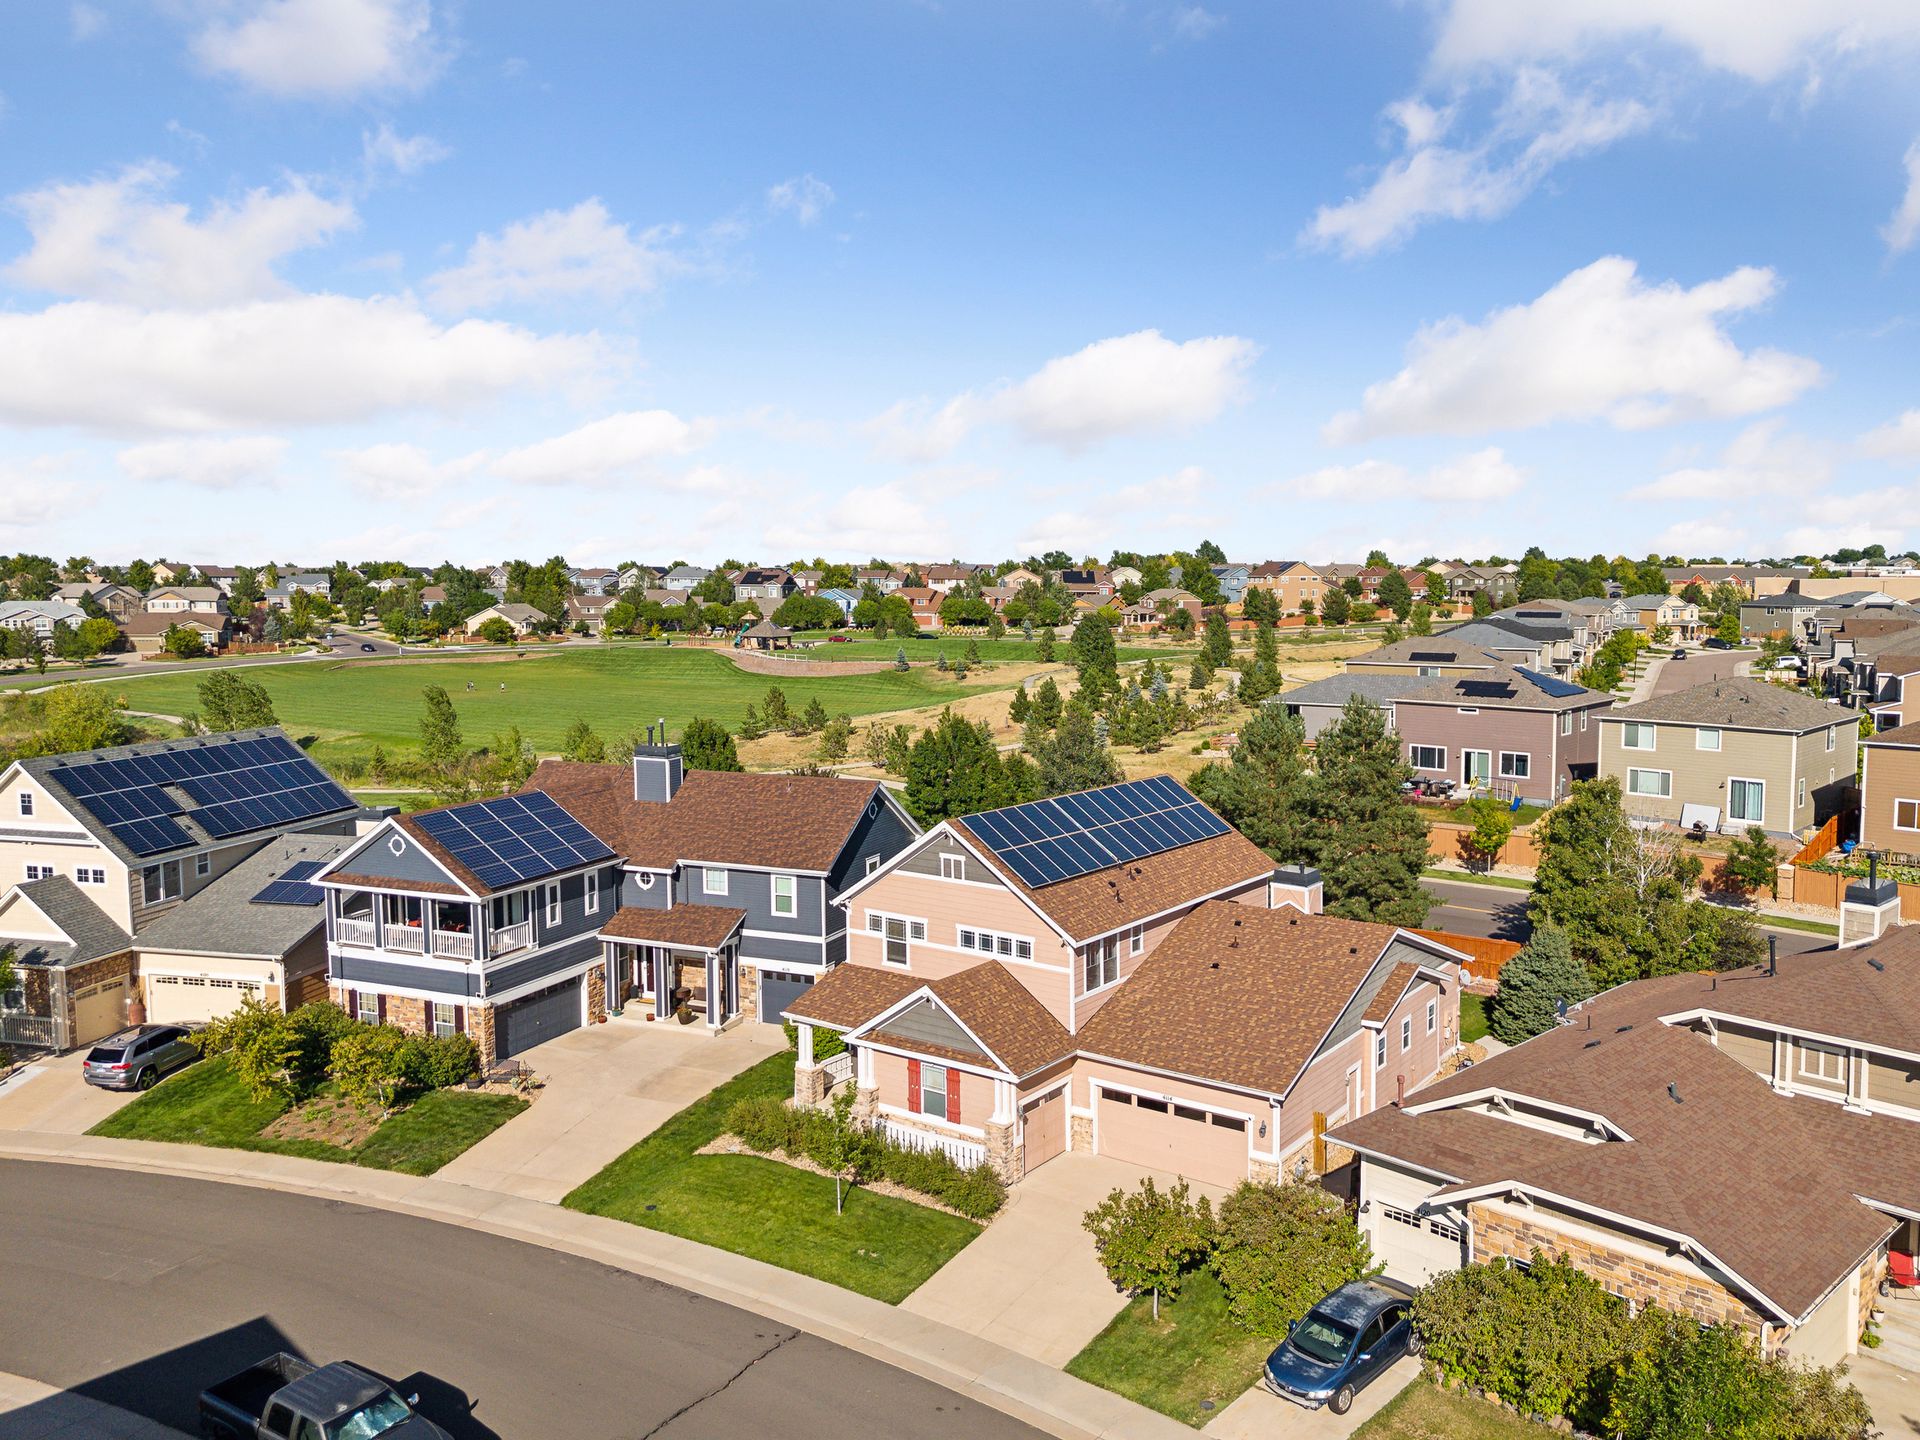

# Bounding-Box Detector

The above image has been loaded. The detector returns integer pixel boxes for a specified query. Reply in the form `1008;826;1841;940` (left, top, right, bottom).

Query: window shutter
453;1005;465;1035
376;993;386;1024
947;1067;961;1124
907;1058;921;1113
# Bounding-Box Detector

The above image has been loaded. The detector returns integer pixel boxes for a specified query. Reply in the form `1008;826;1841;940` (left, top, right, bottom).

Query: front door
1462;750;1491;788
1021;1091;1067;1172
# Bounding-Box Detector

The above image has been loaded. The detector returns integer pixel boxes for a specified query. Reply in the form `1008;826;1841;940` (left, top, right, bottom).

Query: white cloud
862;395;979;463
0;296;604;434
1170;7;1225;41
117;434;288;489
766;174;835;226
1654;516;1752;556
1861;409;1920;459
1285;446;1527;502
333;442;486;501
361;123;450;180
1305;69;1652;256
190;0;442;98
70;4;105;41
5;161;356;307
1884;139;1920;255
783;483;952;559
1428;1;1920;84
0;457;93;536
1326;257;1820;442
1785;484;1920;555
491;410;708;486
1629;420;1830;501
426;199;679;312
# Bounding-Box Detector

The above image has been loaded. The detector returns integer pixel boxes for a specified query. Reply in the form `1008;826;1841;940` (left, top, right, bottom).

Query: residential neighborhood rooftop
1604;676;1847;731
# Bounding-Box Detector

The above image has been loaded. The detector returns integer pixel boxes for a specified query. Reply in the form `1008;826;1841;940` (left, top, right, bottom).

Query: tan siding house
1860;720;1920;859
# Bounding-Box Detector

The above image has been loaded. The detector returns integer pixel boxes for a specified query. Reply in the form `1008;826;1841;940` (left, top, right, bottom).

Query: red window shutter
947;1068;961;1125
453;1005;465;1034
907;1058;921;1113
376;993;387;1024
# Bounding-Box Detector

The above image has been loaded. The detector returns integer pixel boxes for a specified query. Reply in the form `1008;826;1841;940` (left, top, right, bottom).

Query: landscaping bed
562;1051;981;1304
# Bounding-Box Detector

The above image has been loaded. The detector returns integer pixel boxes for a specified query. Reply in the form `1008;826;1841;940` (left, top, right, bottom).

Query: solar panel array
963;774;1231;889
1457;679;1517;699
251;859;326;906
1517;668;1587;699
1408;651;1453;661
411;791;616;891
49;734;354;858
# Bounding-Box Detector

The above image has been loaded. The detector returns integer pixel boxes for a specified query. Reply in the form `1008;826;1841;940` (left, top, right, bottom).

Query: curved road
0;1161;1041;1440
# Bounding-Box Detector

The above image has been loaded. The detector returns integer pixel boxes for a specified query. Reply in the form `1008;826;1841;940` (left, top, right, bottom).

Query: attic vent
1349;946;1357;954
1615;1024;1633;1033
1869;957;1887;972
1667;1083;1683;1104
1289;916;1298;925
1583;1039;1603;1049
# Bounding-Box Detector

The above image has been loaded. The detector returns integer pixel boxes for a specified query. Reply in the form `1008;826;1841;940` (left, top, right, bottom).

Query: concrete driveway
1203;1358;1418;1439
1849;1349;1920;1435
903;1153;1229;1366
432;1014;783;1202
0;1052;132;1136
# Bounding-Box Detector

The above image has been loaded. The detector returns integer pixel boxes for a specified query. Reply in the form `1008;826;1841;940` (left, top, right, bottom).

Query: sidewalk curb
0;1133;1188;1440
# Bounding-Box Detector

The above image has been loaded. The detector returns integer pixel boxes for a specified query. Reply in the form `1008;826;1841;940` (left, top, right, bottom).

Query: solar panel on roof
964;776;1232;889
1516;668;1586;699
411;791;617;890
50;733;352;857
1408;651;1452;661
251;859;327;906
1457;680;1516;698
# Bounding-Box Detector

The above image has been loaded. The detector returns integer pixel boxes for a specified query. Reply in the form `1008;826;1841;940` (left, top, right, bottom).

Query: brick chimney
1269;864;1323;915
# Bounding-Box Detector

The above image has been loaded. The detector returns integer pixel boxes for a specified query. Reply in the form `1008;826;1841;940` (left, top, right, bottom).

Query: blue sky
4;1;1920;568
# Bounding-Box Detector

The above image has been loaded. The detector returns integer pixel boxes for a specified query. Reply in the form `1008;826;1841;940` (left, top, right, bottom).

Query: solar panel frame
411;792;615;891
960;777;1233;889
251;859;327;906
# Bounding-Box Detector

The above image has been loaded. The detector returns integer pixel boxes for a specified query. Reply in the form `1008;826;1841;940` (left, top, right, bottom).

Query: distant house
1107;565;1143;590
854;568;902;593
1209;563;1251;602
1120;588;1200;629
144;586;229;615
892;587;943;630
1345;637;1505;678
149;562;186;586
1428;620;1554;672
790;569;824;594
1276;673;1429;741
618;564;662;591
817;587;861;620
121;610;232;655
464;603;549;638
661;566;711;592
572;567;618;596
1620;593;1702;640
564;593;618;633
1059;567;1113;601
924;564;977;591
1741;591;1824;639
56;583;140;620
0;600;85;642
1661;565;1808;599
1000;566;1043;590
1394;666;1612;803
1245;561;1328;615
732;567;796;604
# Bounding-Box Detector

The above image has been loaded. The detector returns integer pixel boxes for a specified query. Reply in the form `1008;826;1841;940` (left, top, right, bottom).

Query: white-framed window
1696;727;1721;751
1129;924;1144;957
0;980;23;1013
1580;710;1589;731
958;927;1032;960
357;991;380;1024
141;862;180;904
584;871;599;915
1627;768;1672;798
870;912;924;965
939;853;966;881
545;883;562;925
1375;1031;1386;1066
1426;999;1437;1034
16;792;31;816
1798;777;1807;808
1499;752;1530;779
1560;712;1573;736
771;873;796;917
703;866;728;896
24;864;53;881
637;871;655;890
1083;936;1120;993
1728;778;1765;825
1382;1205;1422;1228
1895;799;1920;831
195;852;211;878
1798;1041;1845;1084
920;1061;949;1120
1409;744;1445;771
1827;726;1838;752
1401;1016;1413;1052
865;855;881;876
76;867;105;885
1621;722;1656;751
1417;665;1441;678
431;1002;457;1038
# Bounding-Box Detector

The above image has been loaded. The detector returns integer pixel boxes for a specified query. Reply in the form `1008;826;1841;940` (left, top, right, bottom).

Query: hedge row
725;1094;1004;1220
193;997;478;1107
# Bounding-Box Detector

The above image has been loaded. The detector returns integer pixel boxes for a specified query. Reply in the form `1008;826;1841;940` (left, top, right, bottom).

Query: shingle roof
1397;664;1607;712
134;834;351;958
1075;902;1419;1096
524;760;888;873
1867;719;1920;748
1361;961;1421;1024
1347;637;1504;668
875;962;1075;1077
1277;674;1430;708
3;876;131;968
1604;676;1844;732
599;904;744;950
783;962;921;1029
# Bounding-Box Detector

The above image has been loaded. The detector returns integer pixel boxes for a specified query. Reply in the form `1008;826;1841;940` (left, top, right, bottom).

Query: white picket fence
879;1116;986;1169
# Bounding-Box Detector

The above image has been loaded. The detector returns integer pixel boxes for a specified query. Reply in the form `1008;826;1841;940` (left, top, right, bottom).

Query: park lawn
1460;993;1491;1045
563;1051;979;1304
787;633;1183;663
1065;1268;1271;1427
92;646;1010;765
89;1054;525;1174
1352;1381;1550;1440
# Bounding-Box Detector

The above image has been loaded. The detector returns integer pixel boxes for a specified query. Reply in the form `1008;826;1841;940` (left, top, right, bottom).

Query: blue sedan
1262;1279;1418;1414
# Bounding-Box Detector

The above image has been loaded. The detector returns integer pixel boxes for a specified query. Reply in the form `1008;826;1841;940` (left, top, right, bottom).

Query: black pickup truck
199;1353;452;1440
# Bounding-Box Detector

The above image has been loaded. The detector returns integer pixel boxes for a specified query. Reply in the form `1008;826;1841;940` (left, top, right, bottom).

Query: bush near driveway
194;996;479;1110
1209;1179;1376;1337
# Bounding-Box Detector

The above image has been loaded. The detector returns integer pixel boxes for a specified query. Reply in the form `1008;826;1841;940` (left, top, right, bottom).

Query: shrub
728;1095;798;1153
1488;927;1592;1045
401;1031;479;1090
780;1020;844;1060
1083;1177;1214;1319
1209;1180;1374;1337
1606;1314;1871;1440
329;1025;411;1110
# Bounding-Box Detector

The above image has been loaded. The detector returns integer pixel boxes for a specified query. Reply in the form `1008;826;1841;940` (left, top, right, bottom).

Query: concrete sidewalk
0;1371;190;1440
0;1132;1190;1440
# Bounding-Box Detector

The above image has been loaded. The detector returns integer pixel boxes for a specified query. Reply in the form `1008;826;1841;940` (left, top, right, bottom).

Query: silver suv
83;1025;198;1091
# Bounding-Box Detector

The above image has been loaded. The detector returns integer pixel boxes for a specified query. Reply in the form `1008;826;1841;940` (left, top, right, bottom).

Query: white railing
493;920;533;955
432;929;475;960
880;1116;986;1169
386;925;426;954
823;1051;854;1087
334;917;376;948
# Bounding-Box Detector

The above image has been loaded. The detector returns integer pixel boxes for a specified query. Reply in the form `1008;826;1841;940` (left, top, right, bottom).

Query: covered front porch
599;905;747;1032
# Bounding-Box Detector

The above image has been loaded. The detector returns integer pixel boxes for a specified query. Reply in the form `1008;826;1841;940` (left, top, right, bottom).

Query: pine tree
1009;686;1032;724
802;696;829;733
1321;587;1351;626
893;646;909;672
904;709;1013;824
1310;696;1431;924
1204;609;1232;667
1071;612;1118;701
1033;706;1122;796
1036;626;1056;661
1031;677;1064;728
680;716;743;772
965;638;982;666
1253;621;1278;668
1189;655;1213;688
1190;706;1315;863
1488;927;1592;1045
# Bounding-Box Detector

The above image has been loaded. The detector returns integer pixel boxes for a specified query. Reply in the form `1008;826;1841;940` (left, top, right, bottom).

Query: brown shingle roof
1397;664;1607;713
1346;637;1504;668
783;962;920;1029
1076;902;1415;1096
1866;719;1920;748
326;869;466;896
600;905;744;950
1605;677;1844;732
523;760;885;873
1361;961;1420;1024
919;962;1073;1076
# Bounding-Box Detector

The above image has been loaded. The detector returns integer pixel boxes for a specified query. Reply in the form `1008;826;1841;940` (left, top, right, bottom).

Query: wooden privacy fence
1791;816;1840;868
1413;928;1523;985
1425;821;1541;870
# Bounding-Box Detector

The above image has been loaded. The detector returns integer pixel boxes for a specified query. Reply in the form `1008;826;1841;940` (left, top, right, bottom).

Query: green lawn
87;646;1009;765
1065;1268;1272;1427
1422;867;1534;891
89;1054;525;1174
1353;1380;1550;1439
787;633;1181;663
1460;993;1491;1045
563;1051;980;1304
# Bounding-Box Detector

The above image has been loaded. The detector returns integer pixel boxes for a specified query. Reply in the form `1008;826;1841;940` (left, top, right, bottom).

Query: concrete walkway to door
433;1014;783;1203
903;1152;1229;1366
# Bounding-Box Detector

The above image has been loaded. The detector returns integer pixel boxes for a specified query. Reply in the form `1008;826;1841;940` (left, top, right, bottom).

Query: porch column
655;947;673;1019
705;951;719;1030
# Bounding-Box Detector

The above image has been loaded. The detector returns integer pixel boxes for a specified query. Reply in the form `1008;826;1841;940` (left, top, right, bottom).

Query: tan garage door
145;974;263;1025
1369;1204;1465;1286
72;977;128;1045
1095;1086;1248;1186
1021;1091;1067;1174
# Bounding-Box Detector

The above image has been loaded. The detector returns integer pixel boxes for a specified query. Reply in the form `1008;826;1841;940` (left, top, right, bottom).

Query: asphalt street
0;1161;1044;1440
1420;876;1834;957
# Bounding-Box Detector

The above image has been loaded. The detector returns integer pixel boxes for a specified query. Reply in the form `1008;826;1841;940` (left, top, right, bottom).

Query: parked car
82;1025;198;1091
1704;637;1733;650
200;1353;451;1440
826;634;854;643
1671;648;1687;660
360;642;378;652
1770;656;1805;672
1262;1279;1418;1414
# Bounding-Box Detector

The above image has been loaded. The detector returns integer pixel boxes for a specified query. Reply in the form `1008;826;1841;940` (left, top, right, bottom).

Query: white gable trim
317;817;477;898
843;983;1014;1076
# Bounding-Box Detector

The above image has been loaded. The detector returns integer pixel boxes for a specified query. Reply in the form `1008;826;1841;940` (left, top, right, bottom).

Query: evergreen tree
1032;706;1122;796
1377;569;1414;620
1030;676;1064;729
1320;587;1351;626
762;686;793;730
1009;686;1032;724
1253;621;1278;668
1310;696;1431;924
1236;659;1281;704
893;646;910;672
1071;612;1119;702
1488;927;1593;1044
802;696;829;734
1036;626;1056;661
680;716;743;772
1189;655;1213;688
904;709;1013;824
1189;707;1315;864
1409;603;1433;636
1470;589;1492;618
1203;609;1233;667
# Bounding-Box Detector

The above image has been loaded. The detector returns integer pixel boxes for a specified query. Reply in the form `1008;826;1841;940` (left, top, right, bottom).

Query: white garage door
72;977;128;1045
1369;1203;1465;1285
1095;1086;1249;1187
146;974;264;1025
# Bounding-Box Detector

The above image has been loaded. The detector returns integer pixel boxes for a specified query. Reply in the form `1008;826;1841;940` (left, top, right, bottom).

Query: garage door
757;970;815;1024
1021;1091;1066;1174
72;977;128;1046
1369;1204;1465;1286
1095;1086;1248;1187
146;975;263;1026
496;977;582;1059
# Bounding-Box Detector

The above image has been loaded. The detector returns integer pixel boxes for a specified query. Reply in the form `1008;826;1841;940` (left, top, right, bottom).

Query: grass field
1460;993;1491;1045
785;633;1182;663
94;646;1011;762
1353;1381;1551;1439
1065;1267;1272;1426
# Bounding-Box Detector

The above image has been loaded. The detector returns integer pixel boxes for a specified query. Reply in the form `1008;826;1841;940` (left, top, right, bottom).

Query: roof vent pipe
1768;936;1777;977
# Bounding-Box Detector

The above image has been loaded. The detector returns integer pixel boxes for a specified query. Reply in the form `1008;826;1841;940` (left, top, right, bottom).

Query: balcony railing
493;920;533;955
387;925;426;954
335;917;376;948
0;1013;58;1050
432;929;475;961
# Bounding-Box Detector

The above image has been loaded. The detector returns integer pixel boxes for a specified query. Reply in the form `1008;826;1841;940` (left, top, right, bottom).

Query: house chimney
632;730;685;804
1269;864;1323;916
1841;849;1900;948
